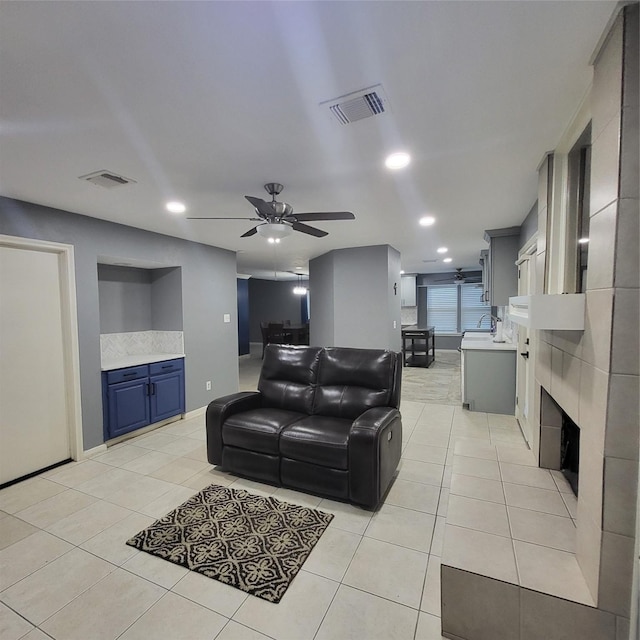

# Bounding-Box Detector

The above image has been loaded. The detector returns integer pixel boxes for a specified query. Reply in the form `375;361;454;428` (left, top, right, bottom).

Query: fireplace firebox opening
561;415;580;496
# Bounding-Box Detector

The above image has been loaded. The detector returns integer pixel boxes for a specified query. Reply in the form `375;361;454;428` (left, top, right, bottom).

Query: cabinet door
463;350;516;414
489;236;519;307
479;250;490;304
149;370;185;423
400;276;416;307
107;378;150;438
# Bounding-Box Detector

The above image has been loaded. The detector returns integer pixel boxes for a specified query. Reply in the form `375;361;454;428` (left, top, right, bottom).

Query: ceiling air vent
79;170;137;189
320;84;389;125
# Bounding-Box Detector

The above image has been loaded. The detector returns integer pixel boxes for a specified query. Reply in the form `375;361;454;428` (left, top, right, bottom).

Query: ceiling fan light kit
187;183;354;240
257;223;292;240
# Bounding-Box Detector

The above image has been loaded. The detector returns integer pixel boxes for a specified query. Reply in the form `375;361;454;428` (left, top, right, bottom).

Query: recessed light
419;216;436;227
443;257;453;263
385;152;411;170
400;270;405;275
166;201;186;214
578;237;589;244
437;247;448;254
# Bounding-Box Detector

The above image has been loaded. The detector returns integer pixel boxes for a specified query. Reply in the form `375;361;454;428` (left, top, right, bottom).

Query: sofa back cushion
314;347;401;420
258;345;321;414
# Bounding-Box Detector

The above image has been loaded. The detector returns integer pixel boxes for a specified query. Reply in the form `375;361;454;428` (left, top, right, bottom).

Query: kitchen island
401;325;435;368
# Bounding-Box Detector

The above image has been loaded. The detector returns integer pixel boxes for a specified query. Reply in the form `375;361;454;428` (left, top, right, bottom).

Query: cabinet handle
146;383;151;396
150;382;156;395
123;372;137;377
161;365;173;369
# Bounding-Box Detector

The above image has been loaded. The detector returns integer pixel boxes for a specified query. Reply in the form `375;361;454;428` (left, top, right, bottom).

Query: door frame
0;234;83;461
514;234;537;446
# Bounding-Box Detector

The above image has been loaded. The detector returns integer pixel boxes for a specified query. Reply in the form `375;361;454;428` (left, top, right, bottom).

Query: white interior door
515;243;536;446
0;241;78;484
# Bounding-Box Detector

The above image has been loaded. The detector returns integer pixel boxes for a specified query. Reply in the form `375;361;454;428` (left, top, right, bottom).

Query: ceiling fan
187;183;355;239
435;268;482;284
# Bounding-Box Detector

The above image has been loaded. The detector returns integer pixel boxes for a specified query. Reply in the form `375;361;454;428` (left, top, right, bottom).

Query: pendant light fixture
293;274;307;296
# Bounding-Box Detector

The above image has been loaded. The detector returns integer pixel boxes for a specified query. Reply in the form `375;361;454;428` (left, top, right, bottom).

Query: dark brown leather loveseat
206;344;402;508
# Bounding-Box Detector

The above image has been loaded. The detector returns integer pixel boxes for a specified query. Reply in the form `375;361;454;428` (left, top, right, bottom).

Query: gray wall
151;267;183;331
308;252;335;347
98;265;153;333
0;196;238;450
247;278;307;342
310;244;401;350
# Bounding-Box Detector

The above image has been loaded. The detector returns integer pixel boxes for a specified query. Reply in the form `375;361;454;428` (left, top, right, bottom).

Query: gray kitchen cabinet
462;348;516;414
401;275;417;307
483;228;520;307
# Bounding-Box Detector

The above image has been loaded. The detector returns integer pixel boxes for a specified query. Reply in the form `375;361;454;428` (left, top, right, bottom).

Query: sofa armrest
349;406;402;507
206;391;263;465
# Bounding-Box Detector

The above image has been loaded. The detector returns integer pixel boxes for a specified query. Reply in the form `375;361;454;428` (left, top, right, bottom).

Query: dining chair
266;322;286;347
260;322;270;359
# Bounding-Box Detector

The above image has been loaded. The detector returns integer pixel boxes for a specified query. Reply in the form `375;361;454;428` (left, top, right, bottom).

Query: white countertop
460;333;517;351
101;353;185;371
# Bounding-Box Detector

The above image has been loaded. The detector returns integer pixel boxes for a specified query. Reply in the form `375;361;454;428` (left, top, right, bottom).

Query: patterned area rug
126;484;333;603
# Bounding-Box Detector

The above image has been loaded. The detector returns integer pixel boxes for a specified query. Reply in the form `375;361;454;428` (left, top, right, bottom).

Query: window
426;285;458;333
427;283;490;333
461;284;490;330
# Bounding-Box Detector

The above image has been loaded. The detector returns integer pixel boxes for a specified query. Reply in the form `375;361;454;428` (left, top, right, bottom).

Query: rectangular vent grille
321;84;389;125
79;170;137;189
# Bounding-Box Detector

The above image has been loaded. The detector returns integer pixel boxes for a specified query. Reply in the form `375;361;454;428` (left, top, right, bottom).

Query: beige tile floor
0;348;536;640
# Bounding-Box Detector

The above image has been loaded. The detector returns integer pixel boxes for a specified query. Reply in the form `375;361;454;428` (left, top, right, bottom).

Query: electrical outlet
206;381;211;391
223;313;231;323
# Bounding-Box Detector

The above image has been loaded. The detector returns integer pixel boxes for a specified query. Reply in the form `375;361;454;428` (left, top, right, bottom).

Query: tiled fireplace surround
441;7;638;639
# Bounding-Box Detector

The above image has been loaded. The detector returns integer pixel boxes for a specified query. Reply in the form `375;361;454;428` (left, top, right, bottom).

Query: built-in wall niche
97;263;183;333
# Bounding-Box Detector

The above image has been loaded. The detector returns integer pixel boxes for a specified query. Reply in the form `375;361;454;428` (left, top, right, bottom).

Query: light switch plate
223;314;231;323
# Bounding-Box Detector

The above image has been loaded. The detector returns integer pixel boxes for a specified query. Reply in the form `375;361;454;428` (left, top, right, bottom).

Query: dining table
283;323;310;345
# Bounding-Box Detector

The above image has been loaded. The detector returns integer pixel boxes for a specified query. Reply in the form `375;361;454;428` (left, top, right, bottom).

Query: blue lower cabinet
103;358;185;440
150;370;185;423
107;378;151;438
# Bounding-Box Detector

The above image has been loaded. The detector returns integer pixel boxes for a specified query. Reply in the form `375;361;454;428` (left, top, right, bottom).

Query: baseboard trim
184;406;207;419
83;444;107;458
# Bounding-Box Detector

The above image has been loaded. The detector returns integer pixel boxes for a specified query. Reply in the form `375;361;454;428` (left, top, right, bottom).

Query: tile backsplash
100;331;184;360
401;307;418;325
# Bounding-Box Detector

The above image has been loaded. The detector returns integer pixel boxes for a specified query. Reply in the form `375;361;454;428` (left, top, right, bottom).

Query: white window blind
461;284;490;330
426;285;458;334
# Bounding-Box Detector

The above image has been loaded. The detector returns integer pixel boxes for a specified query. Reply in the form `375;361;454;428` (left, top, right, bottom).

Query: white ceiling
0;1;616;279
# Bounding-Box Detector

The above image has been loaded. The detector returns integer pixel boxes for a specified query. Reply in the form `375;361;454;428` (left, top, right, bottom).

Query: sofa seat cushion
222;408;305;455
280;416;352;470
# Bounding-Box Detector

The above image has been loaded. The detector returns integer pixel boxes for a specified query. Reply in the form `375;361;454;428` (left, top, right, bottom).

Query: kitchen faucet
477;313;501;332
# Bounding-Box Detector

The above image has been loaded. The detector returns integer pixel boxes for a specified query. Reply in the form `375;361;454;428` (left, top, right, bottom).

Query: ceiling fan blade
245;195;274;218
292;211;355;222
292;221;328;237
186;216;261;220
241;226;258;237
